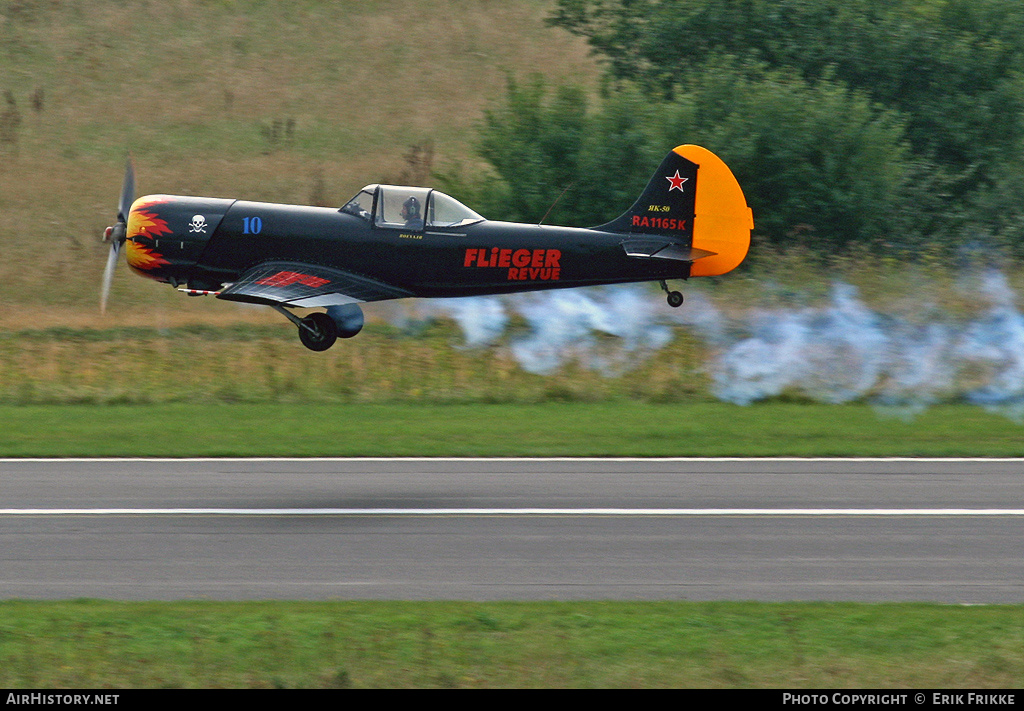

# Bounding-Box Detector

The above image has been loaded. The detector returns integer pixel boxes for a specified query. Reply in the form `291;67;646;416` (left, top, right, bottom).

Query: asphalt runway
2;458;1023;602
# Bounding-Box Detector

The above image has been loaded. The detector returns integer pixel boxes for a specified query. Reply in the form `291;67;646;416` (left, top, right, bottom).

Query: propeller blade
102;156;134;314
100;241;121;314
117;155;135;224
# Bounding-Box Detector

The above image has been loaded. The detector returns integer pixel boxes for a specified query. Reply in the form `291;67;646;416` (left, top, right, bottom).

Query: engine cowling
125;195;234;285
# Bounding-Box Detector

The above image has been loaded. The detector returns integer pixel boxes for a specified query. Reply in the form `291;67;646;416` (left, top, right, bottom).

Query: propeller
100;156;135;314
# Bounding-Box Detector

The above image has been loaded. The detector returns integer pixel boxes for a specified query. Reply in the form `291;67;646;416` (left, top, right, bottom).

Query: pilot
401;196;424;231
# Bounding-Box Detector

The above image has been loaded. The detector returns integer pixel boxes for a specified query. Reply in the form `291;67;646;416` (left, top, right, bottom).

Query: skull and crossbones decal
189;215;207;234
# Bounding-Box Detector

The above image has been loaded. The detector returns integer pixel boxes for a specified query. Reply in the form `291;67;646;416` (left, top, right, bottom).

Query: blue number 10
242;216;263;234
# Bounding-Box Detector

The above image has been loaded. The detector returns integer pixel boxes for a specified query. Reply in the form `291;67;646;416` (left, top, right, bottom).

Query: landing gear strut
660;280;684;308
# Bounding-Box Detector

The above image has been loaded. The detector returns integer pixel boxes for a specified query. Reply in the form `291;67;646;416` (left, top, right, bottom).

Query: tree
550;0;1024;245
443;66;916;249
440;76;666;228
667;62;914;248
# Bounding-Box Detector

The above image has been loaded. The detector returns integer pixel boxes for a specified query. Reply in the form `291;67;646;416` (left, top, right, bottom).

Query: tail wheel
298;312;338;351
667;290;684;308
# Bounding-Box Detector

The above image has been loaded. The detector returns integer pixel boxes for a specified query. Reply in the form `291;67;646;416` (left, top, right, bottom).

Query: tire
298;312;338;351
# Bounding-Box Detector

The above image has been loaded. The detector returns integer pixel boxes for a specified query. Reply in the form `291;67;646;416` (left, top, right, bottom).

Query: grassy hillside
0;0;598;319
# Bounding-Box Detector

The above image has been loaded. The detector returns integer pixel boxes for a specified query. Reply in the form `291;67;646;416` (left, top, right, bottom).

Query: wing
217;261;412;307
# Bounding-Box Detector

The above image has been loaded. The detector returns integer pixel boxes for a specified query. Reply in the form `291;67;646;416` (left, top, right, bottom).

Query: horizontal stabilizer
622;240;717;262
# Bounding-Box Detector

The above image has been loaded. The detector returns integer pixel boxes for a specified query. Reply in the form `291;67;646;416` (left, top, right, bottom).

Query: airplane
101;144;753;351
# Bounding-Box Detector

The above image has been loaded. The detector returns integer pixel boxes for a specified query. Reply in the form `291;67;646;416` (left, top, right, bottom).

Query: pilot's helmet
401;196;421;219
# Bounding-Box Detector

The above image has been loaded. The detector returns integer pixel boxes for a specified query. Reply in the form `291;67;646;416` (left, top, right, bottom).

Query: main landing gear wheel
298;312;338;351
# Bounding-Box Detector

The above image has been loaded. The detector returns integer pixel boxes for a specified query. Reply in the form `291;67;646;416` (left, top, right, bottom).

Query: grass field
2;400;1024;457
1;600;1021;688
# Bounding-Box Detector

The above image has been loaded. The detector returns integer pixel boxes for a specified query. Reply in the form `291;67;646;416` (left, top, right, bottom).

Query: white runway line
3;508;1024;516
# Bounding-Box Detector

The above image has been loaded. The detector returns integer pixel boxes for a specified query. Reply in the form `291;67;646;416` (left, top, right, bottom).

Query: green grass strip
0;600;1020;688
1;402;1023;457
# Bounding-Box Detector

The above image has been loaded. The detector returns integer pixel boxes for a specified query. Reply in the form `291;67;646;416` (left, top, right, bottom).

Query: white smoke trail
423;285;672;375
955;272;1024;416
430;296;508;348
405;271;1024;416
704;283;891;405
509;287;672;375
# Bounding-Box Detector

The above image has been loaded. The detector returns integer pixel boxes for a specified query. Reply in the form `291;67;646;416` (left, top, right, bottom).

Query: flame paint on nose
125;196;173;278
127;196;173;240
125;238;171;276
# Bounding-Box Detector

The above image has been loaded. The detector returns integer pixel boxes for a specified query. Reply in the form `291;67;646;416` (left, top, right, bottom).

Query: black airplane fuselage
134;199;694;297
114;145;753;350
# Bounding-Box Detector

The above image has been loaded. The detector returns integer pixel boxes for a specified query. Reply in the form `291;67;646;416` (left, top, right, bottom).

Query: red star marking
666;170;688;192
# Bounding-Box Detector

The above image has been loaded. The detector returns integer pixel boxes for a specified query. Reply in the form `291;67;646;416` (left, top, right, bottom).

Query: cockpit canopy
341;184;484;229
